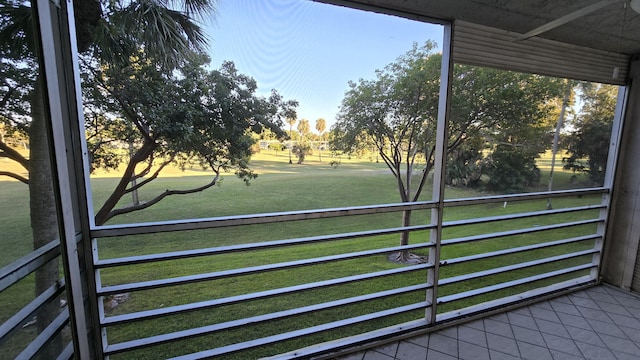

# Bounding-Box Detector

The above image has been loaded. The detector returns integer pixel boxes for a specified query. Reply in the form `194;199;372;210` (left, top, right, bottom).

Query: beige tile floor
338;285;640;360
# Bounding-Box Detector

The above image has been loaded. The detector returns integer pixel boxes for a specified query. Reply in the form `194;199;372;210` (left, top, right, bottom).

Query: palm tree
315;118;326;161
297;118;310;141
315;118;326;139
0;0;216;356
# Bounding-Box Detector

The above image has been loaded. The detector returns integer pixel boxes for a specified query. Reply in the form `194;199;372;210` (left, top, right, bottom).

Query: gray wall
602;57;640;290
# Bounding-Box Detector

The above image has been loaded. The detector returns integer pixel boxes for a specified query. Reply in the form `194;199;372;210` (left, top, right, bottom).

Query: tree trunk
547;82;571;210
129;141;140;206
29;75;63;357
395;209;412;262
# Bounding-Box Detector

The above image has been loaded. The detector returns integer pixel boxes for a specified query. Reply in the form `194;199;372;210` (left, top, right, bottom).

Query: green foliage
447;65;563;191
451;65;562;152
83;52;297;223
445;137;483;187
268;142;285;152
332;41;565;199
484;144;540;193
297;119;310;140
0;58;35;135
0;4;38;158
315;118;326;139
563;84;617;185
332;41;441;202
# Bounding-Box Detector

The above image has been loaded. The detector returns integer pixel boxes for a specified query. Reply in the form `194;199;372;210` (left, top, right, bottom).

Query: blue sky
204;0;442;130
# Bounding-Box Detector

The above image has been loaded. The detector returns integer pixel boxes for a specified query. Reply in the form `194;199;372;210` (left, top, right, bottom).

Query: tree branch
412;145;435;202
378;148;397;178
88;65;155;144
94;140;157;225
102;173;221;224
132;153;156;181
0;141;29;170
0;171;28;184
0;82;16;109
126;156;173;193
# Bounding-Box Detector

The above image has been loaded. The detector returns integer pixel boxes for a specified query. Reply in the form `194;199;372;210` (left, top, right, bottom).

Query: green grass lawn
1;149;603;359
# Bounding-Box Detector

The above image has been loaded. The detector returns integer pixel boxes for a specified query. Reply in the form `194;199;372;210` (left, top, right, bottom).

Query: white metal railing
0;238;73;359
89;187;606;359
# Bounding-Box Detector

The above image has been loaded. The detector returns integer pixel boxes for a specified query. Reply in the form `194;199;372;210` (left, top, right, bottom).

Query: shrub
484;144;540;193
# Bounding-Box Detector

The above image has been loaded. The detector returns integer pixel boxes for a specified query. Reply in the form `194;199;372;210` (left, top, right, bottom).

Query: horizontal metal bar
92;190;605;238
443;187;607;207
442;204;604;228
437;276;594;323
98;242;433;296
104;283;431;355
102;263;431;326
0;240;60;292
0;279;66;343
275;318;431;360
441;219;601;246
169;302;429;360
57;341;75;360
442;235;599;267
16;308;70;360
95;224;434;268
440;249;597;286
438;263;594;304
92;201;437;238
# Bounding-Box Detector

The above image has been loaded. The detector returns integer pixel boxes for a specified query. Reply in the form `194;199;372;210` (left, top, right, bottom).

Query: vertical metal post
36;0;100;357
426;22;454;324
594;86;629;280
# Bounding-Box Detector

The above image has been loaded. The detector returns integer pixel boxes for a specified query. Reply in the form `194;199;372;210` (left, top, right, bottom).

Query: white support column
595;85;629;281
426;22;453;324
602;58;640;289
36;0;99;357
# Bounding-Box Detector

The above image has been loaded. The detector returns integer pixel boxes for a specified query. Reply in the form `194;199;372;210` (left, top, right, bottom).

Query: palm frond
174;0;216;18
107;0;209;68
0;2;35;60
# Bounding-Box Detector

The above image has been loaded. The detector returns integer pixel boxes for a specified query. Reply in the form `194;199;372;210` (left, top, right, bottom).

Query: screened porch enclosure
1;0;639;359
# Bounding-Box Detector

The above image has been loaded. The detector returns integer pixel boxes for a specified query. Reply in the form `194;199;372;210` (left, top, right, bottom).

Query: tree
0;44;35;184
83;53;295;225
297;118;310;141
484;144;540;193
445;136;483;187
286;115;297;164
547;80;575;209
0;0;218;353
332;42;441;263
563;84;617;185
315;118;326;138
331;42;564;262
447;65;564;192
292;143;312;164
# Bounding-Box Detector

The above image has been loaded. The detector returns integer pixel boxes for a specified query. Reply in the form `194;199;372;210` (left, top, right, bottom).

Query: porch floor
339;285;640;360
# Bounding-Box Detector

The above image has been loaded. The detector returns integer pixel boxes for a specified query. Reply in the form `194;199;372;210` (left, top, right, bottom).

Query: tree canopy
1;0;299;226
563;84;617;185
332;41;441;203
1;0;226;353
83;52;297;225
330;41;565;261
315;118;326;137
331;41;565;199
